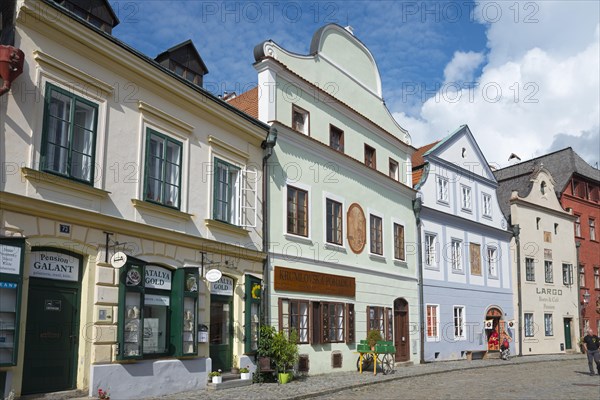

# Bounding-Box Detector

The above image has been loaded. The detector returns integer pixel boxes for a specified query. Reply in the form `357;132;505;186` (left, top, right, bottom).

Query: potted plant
272;330;299;384
231;355;240;374
367;329;383;351
208;369;222;384
240;366;252;380
97;388;110;400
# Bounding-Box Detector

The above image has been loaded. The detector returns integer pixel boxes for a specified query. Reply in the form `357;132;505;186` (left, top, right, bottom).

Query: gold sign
347;203;366;254
274;266;355;297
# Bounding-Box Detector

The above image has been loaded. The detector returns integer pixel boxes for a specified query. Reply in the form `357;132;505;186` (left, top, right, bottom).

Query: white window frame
594;267;600;289
524;313;534;337
453;306;466;340
461;185;472;211
424;233;437;268
544;313;553;336
436;176;449;203
487;246;498;278
451;239;463;272
284;180;311;240
426;304;440;342
544;260;553;284
482;193;492;218
575;215;581;237
590;219;596;241
562;263;573;286
212;157;257;227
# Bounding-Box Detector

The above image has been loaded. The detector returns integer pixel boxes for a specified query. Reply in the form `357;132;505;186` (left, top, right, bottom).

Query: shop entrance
485;307;504;352
22;249;82;395
393;298;410;362
209;295;233;371
22;282;80;394
563;318;572;350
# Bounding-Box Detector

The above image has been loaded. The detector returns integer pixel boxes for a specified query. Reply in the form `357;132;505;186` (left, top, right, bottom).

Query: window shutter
322;303;330;343
312;302;321;344
278;298;283;332
345;304;355;344
240;168;257;227
470;243;481;275
386;307;393;341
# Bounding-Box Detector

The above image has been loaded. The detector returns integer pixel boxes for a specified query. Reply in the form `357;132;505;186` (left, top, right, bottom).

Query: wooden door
394;298;410;361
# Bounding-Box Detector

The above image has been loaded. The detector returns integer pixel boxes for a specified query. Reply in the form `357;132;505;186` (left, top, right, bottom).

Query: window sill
205;219;249;235
324;242;346;253
436;200;450;206
451;269;465;275
488;275;499;280
394;259;408;268
22;167;110;197
283;233;313;244
482;215;493;220
424;265;440;271
369;253;386;262
132;199;193;220
461;208;472;214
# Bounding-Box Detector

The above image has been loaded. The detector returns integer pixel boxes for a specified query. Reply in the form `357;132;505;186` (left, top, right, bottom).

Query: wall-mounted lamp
582;289;591;305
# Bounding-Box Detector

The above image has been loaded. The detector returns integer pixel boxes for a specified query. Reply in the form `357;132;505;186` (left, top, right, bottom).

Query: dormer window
155;40;208;87
53;0;119;34
540;181;546;195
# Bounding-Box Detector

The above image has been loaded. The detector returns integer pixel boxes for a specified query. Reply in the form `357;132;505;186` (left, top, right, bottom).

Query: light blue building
412;125;515;361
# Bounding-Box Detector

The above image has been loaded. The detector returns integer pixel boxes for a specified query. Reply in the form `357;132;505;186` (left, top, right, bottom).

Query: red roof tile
227;86;258;119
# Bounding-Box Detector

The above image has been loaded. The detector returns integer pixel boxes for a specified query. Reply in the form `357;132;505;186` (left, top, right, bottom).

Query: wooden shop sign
274;266;355;297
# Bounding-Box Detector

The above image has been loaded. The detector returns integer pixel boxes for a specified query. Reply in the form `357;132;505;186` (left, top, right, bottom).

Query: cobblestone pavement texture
149;354;599;400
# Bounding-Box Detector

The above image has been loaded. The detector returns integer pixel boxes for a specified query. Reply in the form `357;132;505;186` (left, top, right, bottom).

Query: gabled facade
495;148;599;339
1;0;268;398
237;24;418;373
412;125;514;361
495;164;580;355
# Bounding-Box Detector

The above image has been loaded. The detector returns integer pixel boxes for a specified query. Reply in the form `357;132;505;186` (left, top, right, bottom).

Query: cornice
138;101;194;134
421;206;512;238
510;197;577;221
204;219;250;236
208;136;250;161
427;155;498;188
273;122;416;201
33;50;114;94
0;191;265;262
21;167;110;198
256;57;415;154
19;0;267;144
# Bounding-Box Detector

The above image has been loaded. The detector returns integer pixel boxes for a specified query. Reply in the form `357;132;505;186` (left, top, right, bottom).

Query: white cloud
395;2;600;167
443;51;485;83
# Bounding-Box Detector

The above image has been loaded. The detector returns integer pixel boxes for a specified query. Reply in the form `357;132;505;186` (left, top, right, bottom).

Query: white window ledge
22;167;110;198
132;199;193;220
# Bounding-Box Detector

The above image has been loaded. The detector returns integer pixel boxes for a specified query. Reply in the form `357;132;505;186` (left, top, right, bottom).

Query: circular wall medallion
347;203;366;254
205;268;222;283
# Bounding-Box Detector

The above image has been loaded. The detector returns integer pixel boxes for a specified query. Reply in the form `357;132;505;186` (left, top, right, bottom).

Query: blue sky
109;1;599;167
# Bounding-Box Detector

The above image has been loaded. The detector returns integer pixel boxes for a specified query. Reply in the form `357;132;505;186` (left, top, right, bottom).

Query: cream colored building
0;0;268;398
495;165;580;355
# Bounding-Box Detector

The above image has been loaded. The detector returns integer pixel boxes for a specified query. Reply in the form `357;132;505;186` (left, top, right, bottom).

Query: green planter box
357;344;370;353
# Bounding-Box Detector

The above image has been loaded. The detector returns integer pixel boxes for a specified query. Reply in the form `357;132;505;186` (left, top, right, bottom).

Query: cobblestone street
150;354;598;400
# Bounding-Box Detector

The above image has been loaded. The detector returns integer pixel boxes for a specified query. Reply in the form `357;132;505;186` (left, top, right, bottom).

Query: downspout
412;197;425;364
0;45;24;97
575;241;581;337
512;224;523;357
261;127;277;326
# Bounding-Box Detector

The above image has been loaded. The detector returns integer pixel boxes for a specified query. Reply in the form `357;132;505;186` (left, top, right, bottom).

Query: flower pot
278;372;292;384
231;367;240;374
240;372;252;380
211;376;222;384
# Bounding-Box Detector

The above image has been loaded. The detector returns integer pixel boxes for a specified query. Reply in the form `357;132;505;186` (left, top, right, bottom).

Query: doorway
563;318;572;350
22;280;80;394
209;295;233;371
485;307;503;352
393;298;410;362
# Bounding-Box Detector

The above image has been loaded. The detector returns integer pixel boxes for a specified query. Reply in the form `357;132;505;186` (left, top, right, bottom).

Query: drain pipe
512;224;523;357
412;197;425;364
0;45;24;97
261;127;278;325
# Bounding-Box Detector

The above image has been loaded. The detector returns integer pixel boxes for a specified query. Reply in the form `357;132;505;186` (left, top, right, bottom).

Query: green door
22;281;79;394
563;318;572;350
209;295;233;371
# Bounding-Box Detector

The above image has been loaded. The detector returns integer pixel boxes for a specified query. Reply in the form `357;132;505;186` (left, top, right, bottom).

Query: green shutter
244;275;261;354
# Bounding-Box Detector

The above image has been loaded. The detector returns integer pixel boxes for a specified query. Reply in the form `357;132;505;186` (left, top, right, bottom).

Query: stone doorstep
207;378;253;391
19;389;87;400
394;360;414;367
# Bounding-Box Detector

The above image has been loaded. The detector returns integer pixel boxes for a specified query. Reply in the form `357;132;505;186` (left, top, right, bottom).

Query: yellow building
0;0;268;398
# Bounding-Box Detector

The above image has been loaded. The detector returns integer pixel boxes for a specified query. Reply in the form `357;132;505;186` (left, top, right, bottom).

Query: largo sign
29;250;80;282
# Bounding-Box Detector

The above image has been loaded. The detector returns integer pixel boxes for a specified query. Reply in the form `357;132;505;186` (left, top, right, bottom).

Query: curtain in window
164;141;180;206
47;91;71;175
71;101;96;181
146;135;164;202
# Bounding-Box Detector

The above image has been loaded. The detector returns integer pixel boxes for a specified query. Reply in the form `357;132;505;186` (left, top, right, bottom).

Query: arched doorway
394;298;410;361
485;307;505;352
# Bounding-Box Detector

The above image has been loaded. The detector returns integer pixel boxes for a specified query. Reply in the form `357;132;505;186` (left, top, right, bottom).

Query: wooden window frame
544;260;553;283
426;304;439;341
364;144;376;169
40;82;99;185
393;223;405;261
279;298;310;344
367;306;393;341
287;185;309;237
329;124;344;152
389;158;399;181
292;105;310;135
144;129;183;210
369;214;383;255
326;198;343;245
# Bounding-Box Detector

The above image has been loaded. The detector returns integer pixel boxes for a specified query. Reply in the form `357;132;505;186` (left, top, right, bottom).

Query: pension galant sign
29;250;80;282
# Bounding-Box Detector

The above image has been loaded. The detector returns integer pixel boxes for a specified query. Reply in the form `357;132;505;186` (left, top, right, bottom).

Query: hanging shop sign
211;276;234;296
110;252;128;269
144;265;172;290
0;244;21;275
29;250;79;282
205;269;222;283
274;266;355;297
